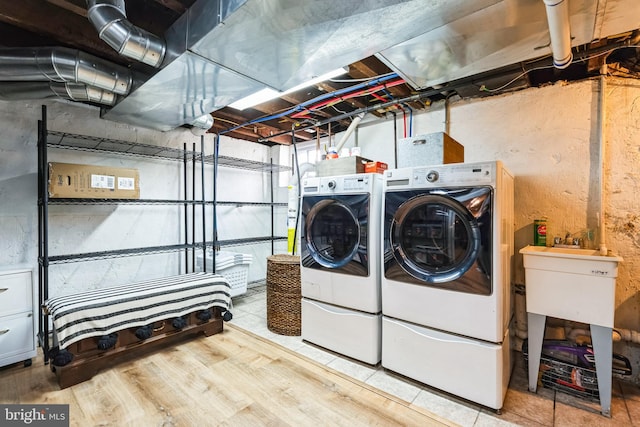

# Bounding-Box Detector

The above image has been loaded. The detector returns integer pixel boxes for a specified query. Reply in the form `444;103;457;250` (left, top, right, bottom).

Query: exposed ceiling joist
0;0;638;146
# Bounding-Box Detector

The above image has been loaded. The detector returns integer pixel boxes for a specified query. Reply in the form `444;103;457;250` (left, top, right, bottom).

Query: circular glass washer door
390;194;481;284
305;199;360;269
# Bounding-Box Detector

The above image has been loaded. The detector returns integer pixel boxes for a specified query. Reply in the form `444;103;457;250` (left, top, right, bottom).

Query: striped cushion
43;272;231;349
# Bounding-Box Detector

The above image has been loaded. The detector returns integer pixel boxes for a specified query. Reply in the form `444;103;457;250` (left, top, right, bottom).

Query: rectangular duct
102;0;640;131
103;0;502;131
376;0;597;90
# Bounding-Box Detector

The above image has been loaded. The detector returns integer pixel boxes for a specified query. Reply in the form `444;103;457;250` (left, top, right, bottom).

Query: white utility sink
520;245;622;327
520;244;623;417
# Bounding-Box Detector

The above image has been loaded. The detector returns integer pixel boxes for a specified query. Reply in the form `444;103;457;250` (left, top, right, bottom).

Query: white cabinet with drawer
0;267;36;367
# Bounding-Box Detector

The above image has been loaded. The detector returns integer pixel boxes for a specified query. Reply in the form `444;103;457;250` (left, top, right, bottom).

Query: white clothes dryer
381;161;514;410
300;173;382;364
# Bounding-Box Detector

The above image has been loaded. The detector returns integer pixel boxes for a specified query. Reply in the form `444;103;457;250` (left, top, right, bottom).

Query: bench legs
52;311;224;389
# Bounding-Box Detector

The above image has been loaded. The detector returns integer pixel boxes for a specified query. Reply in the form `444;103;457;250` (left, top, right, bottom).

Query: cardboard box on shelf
365;161;388;174
48;162;140;199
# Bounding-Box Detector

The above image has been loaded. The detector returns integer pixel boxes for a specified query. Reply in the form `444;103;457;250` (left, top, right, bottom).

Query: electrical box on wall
397;132;464;168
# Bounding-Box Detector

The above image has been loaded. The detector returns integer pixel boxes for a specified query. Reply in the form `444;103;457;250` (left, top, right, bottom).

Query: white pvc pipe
615;328;640;344
565;326;640;344
542;0;573;69
335;113;365;153
514;284;528;338
599;64;608;255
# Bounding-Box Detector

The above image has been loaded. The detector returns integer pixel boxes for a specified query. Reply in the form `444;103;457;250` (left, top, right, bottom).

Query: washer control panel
302;173;379;195
385;162;497;188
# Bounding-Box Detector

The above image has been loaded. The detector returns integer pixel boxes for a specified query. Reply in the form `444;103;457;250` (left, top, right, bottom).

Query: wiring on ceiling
329;103;349;115
480;44;640;93
219;73;400;135
291;78;406;118
369;90;413;137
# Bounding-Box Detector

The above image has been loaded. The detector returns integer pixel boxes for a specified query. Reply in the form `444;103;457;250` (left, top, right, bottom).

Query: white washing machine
381;161;514;410
300;173;382;364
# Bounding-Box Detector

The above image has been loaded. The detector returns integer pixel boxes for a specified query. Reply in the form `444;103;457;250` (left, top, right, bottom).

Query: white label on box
118;177;135;190
91;174;115;189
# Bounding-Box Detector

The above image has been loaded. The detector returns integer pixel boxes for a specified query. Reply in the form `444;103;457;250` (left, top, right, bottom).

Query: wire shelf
215;201;287;206
46;131;199;161
41;243;201;264
217;236;287;247
524;354;601;401
523;343;631;402
204;154;291;172
45;198;206;205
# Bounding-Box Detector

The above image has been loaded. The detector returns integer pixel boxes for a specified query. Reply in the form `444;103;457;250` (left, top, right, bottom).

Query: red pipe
292;78;405;119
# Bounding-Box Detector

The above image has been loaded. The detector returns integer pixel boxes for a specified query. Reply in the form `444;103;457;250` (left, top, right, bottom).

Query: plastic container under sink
520;245;623;327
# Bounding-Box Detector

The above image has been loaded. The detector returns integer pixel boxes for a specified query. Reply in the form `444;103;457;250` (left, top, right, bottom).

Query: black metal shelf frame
36;107;291;362
210;134;290;270
36;105;209;363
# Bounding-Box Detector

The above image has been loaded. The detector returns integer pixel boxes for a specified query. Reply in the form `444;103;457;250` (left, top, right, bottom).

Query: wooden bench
43;272;232;388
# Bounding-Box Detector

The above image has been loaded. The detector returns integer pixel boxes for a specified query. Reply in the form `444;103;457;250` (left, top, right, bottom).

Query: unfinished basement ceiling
0;0;639;145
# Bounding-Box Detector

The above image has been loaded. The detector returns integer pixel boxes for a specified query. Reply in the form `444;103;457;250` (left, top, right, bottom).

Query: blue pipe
221;73;399;135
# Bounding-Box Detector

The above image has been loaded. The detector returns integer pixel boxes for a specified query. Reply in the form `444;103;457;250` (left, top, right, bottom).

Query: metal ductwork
87;0;166;68
190;114;214;131
0;47;132;95
2;0;639;134
0;82;117;105
105;0;507;131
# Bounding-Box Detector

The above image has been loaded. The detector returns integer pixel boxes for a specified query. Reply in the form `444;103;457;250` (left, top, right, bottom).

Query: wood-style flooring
0;324;455;426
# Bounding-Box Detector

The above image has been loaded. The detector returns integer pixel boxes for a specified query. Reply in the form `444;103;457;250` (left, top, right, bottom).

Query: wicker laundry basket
266;254;301;336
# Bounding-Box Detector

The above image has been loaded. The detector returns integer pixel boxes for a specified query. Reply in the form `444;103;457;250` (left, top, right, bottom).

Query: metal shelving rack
36;105;207;361
204;145;289;273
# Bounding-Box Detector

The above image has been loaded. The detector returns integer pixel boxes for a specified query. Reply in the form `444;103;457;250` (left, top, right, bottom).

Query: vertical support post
183;143;188;273
212;134;219;273
291;131;301;256
191;143;196;271
392;111;398;169
270;158;275;255
39;105;50;362
37;119;43;350
200;136;206;272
